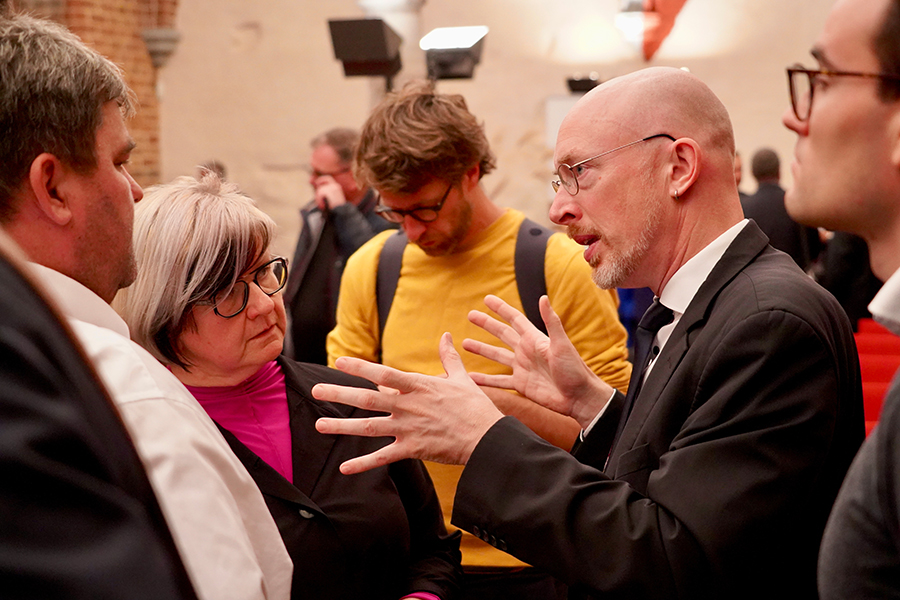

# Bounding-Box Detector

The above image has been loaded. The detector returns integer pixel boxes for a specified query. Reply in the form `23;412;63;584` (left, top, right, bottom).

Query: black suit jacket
216;358;461;600
284;190;396;364
816;231;882;330
453;222;863;600
742;182;820;269
0;249;196;599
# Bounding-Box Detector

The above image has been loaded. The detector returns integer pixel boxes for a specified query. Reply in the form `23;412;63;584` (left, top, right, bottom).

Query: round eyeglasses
375;183;453;224
203;257;288;318
552;133;675;196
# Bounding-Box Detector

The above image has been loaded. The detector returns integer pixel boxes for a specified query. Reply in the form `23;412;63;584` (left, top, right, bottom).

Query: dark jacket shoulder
277;357;378;419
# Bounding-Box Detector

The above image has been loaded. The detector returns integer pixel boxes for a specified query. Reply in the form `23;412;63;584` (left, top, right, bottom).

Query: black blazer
284;190;396;364
742;182;820;269
453;222;864;600
217;357;461;600
0;251;196;600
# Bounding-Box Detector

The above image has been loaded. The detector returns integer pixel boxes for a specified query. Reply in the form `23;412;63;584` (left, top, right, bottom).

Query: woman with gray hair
115;173;461;600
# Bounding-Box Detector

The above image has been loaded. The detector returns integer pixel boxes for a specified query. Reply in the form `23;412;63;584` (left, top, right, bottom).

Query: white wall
159;0;834;259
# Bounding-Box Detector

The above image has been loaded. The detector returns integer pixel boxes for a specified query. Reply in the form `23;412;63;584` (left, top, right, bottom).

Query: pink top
188;361;443;600
187;361;293;482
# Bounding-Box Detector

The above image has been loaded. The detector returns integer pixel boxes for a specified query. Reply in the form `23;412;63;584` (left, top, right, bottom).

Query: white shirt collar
659;219;749;315
584;219;749;438
869;267;900;336
27;263;131;338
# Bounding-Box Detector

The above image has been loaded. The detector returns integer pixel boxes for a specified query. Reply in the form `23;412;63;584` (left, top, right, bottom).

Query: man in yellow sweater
326;80;631;599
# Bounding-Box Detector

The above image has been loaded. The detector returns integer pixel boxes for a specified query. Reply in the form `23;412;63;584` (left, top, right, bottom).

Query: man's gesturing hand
314;333;504;474
463;294;614;429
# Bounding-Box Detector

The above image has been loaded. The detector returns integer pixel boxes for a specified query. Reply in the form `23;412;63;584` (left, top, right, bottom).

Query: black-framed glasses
787;64;900;122
552;133;675;196
375;183;453;223
201;257;288;318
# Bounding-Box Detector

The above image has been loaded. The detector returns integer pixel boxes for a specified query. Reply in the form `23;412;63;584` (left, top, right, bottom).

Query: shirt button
473;526;481;537
298;509;314;519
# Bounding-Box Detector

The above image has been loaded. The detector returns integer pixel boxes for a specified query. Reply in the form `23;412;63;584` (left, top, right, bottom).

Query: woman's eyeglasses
201;257;289;318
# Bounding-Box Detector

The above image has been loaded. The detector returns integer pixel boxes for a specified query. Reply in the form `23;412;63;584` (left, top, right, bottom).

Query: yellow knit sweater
328;208;631;567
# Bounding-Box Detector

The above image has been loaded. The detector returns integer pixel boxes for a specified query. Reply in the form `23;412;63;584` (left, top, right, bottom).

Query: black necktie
608;300;674;461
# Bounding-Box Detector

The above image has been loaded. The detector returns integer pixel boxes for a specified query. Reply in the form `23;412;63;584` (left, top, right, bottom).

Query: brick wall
13;0;179;188
10;0;64;21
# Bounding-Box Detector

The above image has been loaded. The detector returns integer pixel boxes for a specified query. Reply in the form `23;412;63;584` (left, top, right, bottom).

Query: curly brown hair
355;80;496;194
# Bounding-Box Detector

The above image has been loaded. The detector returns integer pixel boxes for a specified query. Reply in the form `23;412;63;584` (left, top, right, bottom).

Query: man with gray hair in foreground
314;67;864;599
0;13;291;600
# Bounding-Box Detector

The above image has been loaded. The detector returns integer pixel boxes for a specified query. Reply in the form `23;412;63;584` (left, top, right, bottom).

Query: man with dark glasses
326;80;632;599
782;0;900;597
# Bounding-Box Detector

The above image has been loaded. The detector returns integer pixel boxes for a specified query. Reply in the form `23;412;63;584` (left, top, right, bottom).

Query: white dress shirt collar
583;220;750;437
870;266;900;336
27;263;130;338
653;219;749;352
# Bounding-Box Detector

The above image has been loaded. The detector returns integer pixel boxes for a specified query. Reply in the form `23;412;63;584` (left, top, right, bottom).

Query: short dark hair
751;148;780;182
874;0;900;100
0;14;134;222
355;80;496;194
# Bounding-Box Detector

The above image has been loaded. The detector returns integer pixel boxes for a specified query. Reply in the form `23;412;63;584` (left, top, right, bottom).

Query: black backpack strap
374;218;550;361
515;218;551;335
376;230;408;356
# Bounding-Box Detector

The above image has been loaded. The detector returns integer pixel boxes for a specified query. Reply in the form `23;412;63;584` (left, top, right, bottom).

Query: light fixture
419;26;488;80
567;72;601;94
328;19;402;91
616;0;661;50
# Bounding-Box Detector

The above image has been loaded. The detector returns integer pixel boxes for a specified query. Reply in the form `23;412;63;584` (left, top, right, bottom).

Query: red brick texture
14;0;179;188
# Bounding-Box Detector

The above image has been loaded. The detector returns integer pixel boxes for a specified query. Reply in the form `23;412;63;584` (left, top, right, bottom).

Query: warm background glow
159;0;833;259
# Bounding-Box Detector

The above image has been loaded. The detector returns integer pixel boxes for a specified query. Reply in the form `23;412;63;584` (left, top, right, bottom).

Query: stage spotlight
419;26;488;80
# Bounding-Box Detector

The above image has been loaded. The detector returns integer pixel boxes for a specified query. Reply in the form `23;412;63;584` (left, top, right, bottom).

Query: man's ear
27;153;73;225
668;138;701;199
462;162;481;191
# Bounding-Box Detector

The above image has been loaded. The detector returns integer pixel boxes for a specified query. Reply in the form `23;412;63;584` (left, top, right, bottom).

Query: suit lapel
285;206;325;301
215;423;326;515
211;358;349;518
610;222;771;464
279;358;341;498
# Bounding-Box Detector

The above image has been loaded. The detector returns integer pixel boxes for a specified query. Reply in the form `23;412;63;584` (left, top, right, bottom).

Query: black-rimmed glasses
787;64;900;122
375;183;453;223
552;133;675;196
201;257;288;318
